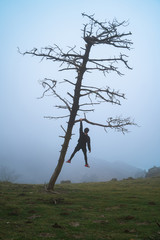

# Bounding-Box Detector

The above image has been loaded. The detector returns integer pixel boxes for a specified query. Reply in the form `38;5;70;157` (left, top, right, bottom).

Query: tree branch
88;53;132;72
82;13;133;50
40;78;71;112
44;115;70;120
75;117;136;134
60;79;76;86
19;45;82;71
80;86;125;105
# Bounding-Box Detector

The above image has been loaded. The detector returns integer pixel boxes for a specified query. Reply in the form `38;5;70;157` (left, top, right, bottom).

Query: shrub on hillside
145;166;160;178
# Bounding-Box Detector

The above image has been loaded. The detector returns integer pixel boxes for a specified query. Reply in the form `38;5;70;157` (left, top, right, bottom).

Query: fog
0;0;160;184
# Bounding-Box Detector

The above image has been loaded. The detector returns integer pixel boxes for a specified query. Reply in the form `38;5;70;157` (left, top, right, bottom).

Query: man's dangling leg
66;145;80;163
82;147;89;167
69;149;77;161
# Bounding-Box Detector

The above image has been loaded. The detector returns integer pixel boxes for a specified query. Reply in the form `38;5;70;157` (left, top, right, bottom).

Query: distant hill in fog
12;157;145;184
57;158;146;184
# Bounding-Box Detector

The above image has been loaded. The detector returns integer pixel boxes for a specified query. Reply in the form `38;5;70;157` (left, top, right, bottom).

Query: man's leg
82;147;89;166
67;145;80;163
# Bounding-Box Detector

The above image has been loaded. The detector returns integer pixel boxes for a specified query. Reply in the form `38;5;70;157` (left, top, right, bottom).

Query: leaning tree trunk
47;122;74;190
47;42;92;190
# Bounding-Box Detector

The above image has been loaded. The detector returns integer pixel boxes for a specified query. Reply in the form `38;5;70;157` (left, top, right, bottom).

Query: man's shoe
85;164;90;168
66;160;71;163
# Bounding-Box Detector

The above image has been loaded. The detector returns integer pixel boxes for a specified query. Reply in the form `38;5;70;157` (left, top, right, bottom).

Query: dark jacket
78;121;91;151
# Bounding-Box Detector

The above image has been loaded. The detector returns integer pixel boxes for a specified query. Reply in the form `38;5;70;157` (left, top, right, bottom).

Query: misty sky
0;0;160;182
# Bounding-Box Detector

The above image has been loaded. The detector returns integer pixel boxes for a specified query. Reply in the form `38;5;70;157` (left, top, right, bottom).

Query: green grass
0;177;160;240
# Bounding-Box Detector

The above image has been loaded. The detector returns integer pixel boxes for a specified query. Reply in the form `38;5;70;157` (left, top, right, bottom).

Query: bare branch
82;13;132;50
75;117;136;134
78;108;95;112
88;53;132;72
59;67;77;72
44;115;70;120
55;105;69;110
86;65;123;76
20;44;82;71
79;102;100;107
61;125;66;133
41;78;71;112
60;79;76;86
67;92;74;99
80;86;125;105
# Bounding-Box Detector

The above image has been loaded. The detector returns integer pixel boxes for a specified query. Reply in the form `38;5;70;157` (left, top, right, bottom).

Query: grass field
0;177;160;240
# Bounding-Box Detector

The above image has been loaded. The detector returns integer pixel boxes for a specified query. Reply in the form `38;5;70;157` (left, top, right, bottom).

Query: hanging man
66;119;91;167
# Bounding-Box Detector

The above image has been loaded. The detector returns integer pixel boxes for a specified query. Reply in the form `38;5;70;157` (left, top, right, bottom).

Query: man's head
84;127;89;134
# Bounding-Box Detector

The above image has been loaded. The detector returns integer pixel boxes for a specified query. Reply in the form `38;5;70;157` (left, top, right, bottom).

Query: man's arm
79;119;83;135
87;137;91;152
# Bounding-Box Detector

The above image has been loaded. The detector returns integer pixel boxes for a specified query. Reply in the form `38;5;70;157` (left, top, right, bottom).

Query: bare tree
20;13;135;190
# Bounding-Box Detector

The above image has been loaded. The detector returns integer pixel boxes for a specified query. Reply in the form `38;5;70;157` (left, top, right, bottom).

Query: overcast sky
0;0;160;182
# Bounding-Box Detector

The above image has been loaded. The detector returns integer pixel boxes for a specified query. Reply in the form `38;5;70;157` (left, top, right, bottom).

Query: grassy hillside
0;178;160;240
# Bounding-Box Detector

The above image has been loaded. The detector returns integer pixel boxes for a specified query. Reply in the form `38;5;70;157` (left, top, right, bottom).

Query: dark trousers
69;144;88;165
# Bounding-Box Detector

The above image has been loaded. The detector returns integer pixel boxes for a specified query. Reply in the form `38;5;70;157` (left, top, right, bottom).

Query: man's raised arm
79;118;83;135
